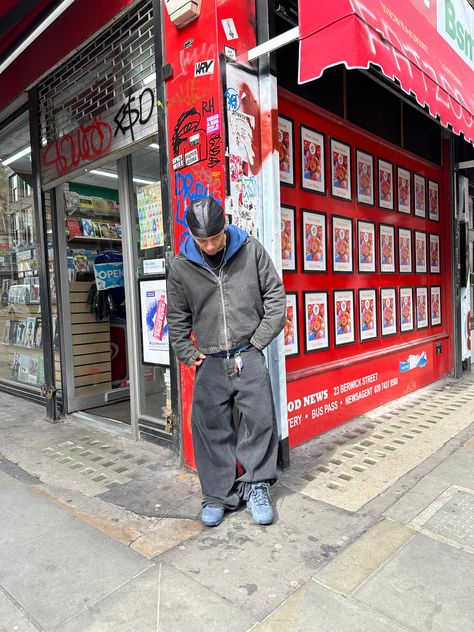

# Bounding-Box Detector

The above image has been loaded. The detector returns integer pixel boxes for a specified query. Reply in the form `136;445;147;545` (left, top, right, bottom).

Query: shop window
0;113;46;389
403;103;441;165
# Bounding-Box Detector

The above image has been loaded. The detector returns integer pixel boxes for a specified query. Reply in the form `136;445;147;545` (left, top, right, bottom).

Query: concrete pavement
0;373;474;631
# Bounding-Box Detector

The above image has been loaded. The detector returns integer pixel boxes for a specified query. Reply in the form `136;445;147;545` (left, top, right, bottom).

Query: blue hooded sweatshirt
180;224;248;270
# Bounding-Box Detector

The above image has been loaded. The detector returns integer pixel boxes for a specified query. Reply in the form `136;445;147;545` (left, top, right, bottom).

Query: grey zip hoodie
167;225;286;367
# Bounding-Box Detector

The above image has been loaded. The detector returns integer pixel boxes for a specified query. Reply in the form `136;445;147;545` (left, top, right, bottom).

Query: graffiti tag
224;87;240;111
207;134;221;169
172;107;207;170
114;87;155;141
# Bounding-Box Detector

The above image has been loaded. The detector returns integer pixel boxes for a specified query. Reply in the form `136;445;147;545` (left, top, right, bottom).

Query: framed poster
301;125;325;193
399;287;414;332
378;159;394;210
304;291;329;352
416;287;429;330
429;234;440;274
303;210;327;272
415;231;427;273
428;180;440;221
398;227;412;273
379;224;396;273
430;286;442;326
284;293;299;356
139;278;170;365
414;174;426;218
397;167;411;214
281;206;296;271
330;138;351;200
334;289;355;346
278;115;294;186
357;220;376;273
356;150;374;206
359;288;377;341
332;215;353;273
381;287;397;336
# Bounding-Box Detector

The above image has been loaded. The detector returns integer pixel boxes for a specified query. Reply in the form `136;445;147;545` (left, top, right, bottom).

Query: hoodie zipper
216;266;229;353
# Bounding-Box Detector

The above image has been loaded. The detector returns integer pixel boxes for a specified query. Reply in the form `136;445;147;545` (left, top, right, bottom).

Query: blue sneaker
247;482;274;525
201;503;224;527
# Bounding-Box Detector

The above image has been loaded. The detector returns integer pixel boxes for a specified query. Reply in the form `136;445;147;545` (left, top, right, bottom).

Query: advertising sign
139;278;170;365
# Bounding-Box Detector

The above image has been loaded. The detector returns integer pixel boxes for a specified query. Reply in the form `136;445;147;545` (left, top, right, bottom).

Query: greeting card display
334;290;355;346
429;234;440;273
357;220;376;273
381;288;397;336
379;224;395;273
281;206;296;271
378;159;394;210
359;289;377;341
414;174;426;218
397;167;411;214
428;180;439;221
303;210;326;272
415;231;427;274
332;215;353;273
356;150;374;205
430;286;441;326
416;287;428;329
284;293;299;356
330;139;351;200
301;126;325;193
398;228;412;273
278;116;294;186
304;291;329;352
399;287;414;332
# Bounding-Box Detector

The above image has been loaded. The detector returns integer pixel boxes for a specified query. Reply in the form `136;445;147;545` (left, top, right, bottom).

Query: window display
379;224;396;273
378;159;394;210
301;125;325;193
304;291;329;352
397;167;411;214
416;287;428;329
359;289;377;341
415;231;427;273
281;206;296;271
381;288;397;336
429;234;440;273
302;210;326;272
428;180;439;221
284;293;299;357
356;150;374;206
278;116;294;186
330;138;351;200
414;174;426;218
400;287;414;332
334;289;355;346
357;220;376;273
332;215;353;272
398;228;413;273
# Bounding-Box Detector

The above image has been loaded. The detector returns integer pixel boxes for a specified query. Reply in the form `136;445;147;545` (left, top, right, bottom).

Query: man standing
167;196;286;527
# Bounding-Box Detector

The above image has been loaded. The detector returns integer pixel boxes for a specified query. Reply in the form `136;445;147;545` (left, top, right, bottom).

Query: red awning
299;0;474;144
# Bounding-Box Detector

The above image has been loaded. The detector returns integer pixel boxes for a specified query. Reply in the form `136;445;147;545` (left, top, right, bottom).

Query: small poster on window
301;126;325;193
381;288;397;336
359;289;377;341
334;290;355;346
378;160;394;210
304;291;329;352
284;293;299;356
332;215;353;272
303;210;326;272
380;224;395;273
416;287;428;329
278;116;294;186
398;228;412;273
414;174;426;218
429;234;440;273
330;139;351;200
430;286;441;326
357;220;376;273
428;180;439;221
280;206;296;271
356;150;374;205
415;231;427;273
139;278;170;365
400;287;414;332
397;167;411;214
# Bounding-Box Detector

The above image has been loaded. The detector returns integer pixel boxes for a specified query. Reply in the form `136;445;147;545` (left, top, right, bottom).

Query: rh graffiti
42;116;112;177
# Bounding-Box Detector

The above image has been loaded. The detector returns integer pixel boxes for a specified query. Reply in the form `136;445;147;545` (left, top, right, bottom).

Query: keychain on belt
234;352;243;374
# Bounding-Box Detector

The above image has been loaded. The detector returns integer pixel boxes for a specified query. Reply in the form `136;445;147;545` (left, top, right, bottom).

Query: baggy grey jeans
192;346;279;509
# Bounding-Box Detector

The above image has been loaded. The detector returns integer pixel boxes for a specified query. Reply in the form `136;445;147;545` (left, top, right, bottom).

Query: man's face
193;230;226;256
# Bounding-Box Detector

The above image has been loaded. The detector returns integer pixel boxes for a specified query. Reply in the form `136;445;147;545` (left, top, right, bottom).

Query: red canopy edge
298;0;474;144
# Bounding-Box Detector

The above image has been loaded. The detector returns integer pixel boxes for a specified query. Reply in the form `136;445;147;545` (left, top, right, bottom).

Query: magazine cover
378;160;394;209
414;174;426;218
359;289;377;341
381;289;397;336
400;288;414;332
332;216;353;272
334;290;355;345
330;139;351;200
380;224;395;273
24;317;36;348
356;150;374;205
284;294;299;356
303;210;326;272
281;206;296;271
278;116;294;186
301;126;325;193
416;287;428;329
304;291;329;351
415;231;427;273
358;221;375;273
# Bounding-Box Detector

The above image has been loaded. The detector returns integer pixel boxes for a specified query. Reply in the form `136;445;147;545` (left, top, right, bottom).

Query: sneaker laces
250;483;270;506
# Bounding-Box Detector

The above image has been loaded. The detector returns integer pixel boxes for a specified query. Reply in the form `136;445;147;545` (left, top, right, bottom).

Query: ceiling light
90;169;155;185
2;146;32;166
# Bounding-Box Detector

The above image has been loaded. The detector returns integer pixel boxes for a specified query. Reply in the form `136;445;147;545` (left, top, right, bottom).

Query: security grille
38;0;154;145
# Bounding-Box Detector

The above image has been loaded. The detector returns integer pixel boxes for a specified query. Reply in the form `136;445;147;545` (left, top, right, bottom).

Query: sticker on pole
195;59;215;76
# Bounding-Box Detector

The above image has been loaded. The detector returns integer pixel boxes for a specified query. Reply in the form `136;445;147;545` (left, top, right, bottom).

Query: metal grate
38;0;154;145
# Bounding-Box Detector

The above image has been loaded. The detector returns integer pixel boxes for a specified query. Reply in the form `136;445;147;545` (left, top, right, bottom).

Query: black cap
186;196;225;238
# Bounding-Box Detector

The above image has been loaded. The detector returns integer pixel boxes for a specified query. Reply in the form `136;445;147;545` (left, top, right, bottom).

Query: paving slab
427;447;474;490
315;519;414;595
0;589;41;632
58;563;255;632
253;578;407;632
354;534;474;632
158;484;367;620
0;499;153;630
423;489;474;550
384;475;451;524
